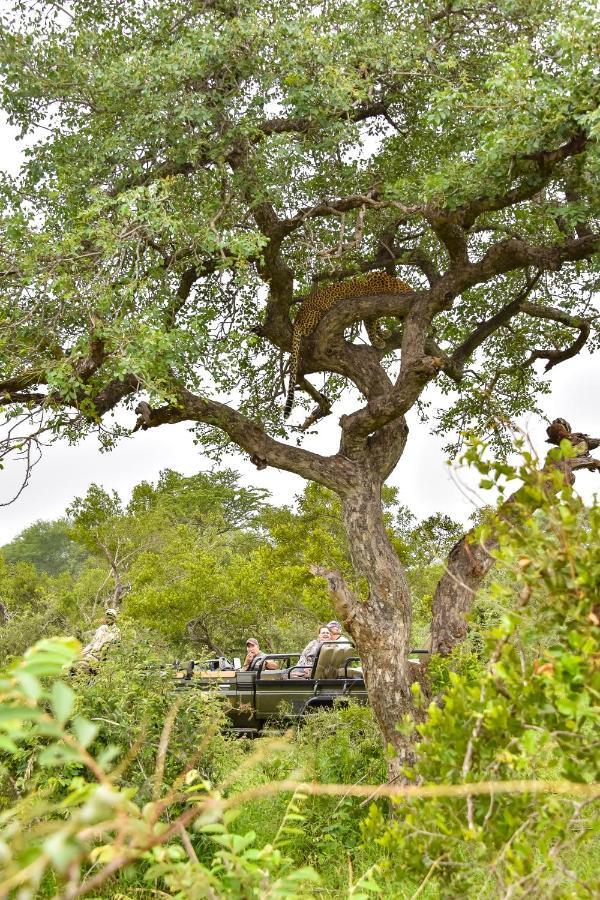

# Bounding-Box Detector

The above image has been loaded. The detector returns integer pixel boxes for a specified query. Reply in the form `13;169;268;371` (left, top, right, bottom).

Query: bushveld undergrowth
0;444;598;898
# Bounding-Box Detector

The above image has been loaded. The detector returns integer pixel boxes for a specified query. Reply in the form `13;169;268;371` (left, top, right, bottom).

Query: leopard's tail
283;328;301;418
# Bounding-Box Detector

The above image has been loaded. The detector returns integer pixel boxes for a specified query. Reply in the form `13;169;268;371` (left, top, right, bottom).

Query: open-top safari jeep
174;642;428;735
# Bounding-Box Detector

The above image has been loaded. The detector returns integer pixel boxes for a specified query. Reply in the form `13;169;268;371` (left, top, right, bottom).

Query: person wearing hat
77;608;121;672
327;621;350;643
241;638;277;672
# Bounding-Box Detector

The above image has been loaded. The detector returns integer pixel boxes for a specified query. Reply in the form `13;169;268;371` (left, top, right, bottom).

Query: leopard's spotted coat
284;272;412;417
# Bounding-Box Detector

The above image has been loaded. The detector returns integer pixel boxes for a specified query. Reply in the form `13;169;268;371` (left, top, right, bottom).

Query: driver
241;638;278;672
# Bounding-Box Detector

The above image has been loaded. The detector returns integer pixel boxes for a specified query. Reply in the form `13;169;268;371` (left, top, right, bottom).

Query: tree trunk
429;437;600;656
429;534;497;655
338;481;415;766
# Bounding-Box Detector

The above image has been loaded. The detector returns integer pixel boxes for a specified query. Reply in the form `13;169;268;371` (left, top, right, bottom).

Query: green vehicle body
174;642;427;735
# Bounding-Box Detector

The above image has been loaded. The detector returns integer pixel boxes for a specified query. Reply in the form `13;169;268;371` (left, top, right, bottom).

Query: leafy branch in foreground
0;639;319;899
1;472;599;900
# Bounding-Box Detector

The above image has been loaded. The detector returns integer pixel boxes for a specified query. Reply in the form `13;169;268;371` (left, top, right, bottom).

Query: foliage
0;556;72;662
363;442;600;897
65;468;277;651
0;446;599;896
1;518;88;577
1;0;598;762
219;704;391;894
0;637;319;898
1;470;449;661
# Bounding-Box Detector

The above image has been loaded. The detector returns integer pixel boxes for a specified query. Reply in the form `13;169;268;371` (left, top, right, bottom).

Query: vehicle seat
341;666;363;678
312;642;354;679
259;668;291;680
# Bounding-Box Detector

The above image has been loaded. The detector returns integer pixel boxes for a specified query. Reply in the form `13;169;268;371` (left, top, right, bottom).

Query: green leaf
51;681;75;726
72;716;98;749
38;742;82;767
96;744;120;767
0;704;41;723
20;638;80;678
16;672;42;701
43;832;80;872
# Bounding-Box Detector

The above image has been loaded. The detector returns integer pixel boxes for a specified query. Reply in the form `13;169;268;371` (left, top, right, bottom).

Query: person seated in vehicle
326;620;350;643
293;625;331;677
241;637;278;672
73;608;121;674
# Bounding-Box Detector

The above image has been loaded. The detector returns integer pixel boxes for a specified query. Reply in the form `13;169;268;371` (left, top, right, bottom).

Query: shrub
362;442;600;897
0;637;319;898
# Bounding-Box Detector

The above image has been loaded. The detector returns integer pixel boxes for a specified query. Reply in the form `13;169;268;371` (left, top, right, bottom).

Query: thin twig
410;854;447;899
152;696;184;802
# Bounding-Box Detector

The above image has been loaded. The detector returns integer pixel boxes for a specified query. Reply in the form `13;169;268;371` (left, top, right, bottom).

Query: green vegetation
0;0;598;894
1;0;599;751
0;470;461;662
1;450;599;897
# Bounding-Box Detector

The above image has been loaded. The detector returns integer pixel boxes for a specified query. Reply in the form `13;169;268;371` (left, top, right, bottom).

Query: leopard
283;271;413;418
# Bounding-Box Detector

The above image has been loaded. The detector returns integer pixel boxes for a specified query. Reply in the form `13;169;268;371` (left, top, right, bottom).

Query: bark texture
429;425;600;655
314;481;415;763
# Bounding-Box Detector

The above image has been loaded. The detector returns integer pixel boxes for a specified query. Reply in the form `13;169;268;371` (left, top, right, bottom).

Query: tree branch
520;301;593;371
365;416;410;481
429;424;600;655
458;128;588;228
132;387;356;493
261;97;392;136
309;219;439;287
447;232;600;296
426;211;469;265
297;378;332;431
280;190;419;237
164;266;199;329
449;272;543;375
309;565;362;629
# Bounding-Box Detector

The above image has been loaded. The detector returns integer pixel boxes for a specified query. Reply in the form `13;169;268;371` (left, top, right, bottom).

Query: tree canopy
0;0;597;457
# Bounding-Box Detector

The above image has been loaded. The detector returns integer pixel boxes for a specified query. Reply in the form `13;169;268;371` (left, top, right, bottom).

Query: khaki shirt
81;623;121;661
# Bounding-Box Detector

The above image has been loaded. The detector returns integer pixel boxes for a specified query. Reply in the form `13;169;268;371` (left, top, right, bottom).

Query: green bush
0;638;320;898
361;442;600;897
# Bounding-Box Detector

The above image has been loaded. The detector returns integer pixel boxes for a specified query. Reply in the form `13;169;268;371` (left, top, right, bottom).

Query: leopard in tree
283;271;413;418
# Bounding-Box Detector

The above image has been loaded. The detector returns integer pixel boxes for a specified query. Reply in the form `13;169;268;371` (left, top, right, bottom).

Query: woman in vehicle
295;624;331;676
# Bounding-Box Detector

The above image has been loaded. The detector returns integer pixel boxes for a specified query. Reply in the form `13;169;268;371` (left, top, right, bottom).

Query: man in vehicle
327;620;350;642
241;637;278;672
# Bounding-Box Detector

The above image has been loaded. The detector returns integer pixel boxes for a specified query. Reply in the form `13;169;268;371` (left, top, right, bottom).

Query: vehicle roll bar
255;653;300;678
343;657;361;677
287;665;310;679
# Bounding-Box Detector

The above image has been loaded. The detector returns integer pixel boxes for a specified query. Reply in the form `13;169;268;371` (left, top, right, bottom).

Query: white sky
1;116;598;544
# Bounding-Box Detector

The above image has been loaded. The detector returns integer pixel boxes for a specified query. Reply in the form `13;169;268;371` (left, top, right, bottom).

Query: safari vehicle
174;641;427;735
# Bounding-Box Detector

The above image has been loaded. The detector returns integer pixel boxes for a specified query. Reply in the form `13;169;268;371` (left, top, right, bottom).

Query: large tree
0;0;599;757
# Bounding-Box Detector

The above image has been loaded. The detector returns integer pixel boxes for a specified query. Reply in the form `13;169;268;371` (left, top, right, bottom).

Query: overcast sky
1;116;598;544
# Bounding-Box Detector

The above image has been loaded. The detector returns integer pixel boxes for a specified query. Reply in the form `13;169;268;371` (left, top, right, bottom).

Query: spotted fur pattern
284;272;412;417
